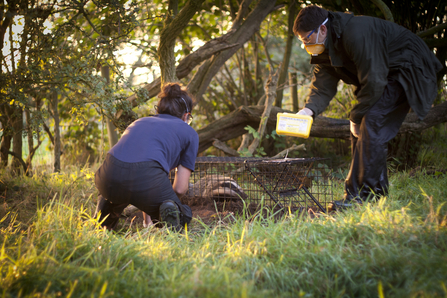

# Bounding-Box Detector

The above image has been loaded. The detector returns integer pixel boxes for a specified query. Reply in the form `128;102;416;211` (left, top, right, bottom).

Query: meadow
1;131;447;298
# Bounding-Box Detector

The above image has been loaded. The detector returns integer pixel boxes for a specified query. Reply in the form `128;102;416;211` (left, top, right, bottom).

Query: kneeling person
94;83;199;231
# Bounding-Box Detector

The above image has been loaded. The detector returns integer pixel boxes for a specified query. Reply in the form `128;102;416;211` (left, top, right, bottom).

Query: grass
0;162;446;298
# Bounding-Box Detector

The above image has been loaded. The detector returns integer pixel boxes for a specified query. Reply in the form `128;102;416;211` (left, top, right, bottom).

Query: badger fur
186;174;248;201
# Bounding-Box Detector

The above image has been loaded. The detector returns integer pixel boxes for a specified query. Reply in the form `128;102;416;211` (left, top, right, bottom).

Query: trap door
245;158;326;212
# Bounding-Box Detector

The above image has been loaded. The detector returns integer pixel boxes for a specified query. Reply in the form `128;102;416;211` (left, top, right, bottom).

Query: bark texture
52;91;61;173
158;0;205;84
247;68;280;154
275;1;297;108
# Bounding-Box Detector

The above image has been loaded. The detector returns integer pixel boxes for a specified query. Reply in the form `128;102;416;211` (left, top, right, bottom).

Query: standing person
293;5;442;208
94;83;199;230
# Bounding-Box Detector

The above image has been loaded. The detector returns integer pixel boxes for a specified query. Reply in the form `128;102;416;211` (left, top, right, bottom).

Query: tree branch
248;66;280;155
370;0;394;22
232;0;255;29
0;147;28;175
187;0;278;102
122;39;239;109
212;139;240;156
196;101;447;153
417;23;447;38
423;37;447;48
120;0;276;117
271;143;306;158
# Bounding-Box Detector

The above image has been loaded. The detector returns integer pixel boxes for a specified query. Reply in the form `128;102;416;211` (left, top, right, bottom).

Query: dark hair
156;83;195;119
293;5;328;35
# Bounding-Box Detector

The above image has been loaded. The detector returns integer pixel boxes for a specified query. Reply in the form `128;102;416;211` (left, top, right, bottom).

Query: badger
186;174;248;201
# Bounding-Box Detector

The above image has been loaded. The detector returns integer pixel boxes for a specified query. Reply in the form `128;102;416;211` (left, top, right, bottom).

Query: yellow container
276;113;313;138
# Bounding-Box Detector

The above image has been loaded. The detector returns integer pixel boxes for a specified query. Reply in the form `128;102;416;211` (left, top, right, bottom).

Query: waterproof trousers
344;78;410;201
94;154;192;230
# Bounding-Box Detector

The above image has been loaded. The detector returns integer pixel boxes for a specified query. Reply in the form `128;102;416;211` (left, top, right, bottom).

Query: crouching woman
94;83;199;231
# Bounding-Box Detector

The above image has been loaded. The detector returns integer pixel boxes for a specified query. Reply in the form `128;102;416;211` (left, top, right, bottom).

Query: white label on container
278;116;309;133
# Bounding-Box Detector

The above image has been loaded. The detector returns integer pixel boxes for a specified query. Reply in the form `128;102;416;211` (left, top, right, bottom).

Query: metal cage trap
180;156;333;213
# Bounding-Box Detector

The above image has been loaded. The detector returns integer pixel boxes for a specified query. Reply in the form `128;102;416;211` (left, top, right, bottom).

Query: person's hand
296;108;314;116
350;121;360;138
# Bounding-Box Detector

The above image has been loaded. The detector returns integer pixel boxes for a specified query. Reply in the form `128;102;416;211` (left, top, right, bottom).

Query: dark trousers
94;154;192;230
345;78;410;201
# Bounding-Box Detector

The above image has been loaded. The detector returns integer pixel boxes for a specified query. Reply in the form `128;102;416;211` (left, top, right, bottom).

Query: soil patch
122;195;329;230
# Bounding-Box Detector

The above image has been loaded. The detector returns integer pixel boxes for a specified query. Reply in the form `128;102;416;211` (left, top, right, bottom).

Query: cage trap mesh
181;156;333;212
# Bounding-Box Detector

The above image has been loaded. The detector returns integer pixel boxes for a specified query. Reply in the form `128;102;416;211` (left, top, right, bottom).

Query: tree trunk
289;72;298;112
11;106;23;174
252;35;264;104
158;0;205;85
0;134;11;168
52;91;61;173
25;107;33;171
101;66;118;148
159;0;179;84
274;1;297;108
0;105;12;168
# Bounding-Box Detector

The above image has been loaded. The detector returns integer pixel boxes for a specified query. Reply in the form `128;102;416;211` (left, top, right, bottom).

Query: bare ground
122;195;331;230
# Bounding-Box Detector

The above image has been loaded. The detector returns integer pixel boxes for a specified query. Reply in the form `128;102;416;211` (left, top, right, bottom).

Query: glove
350;121;360;138
296;108;314;116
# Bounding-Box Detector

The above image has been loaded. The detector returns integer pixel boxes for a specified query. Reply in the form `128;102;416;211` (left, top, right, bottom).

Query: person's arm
304;64;340;116
172;164;192;195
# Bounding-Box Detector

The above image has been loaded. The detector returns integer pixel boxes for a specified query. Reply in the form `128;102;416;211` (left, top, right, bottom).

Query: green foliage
1;0;145;169
244;125;260;140
416;124;447;169
240;126;283;157
2;0;445;169
1;167;447;297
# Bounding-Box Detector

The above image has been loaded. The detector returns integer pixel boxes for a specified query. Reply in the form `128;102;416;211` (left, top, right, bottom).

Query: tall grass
0;165;446;297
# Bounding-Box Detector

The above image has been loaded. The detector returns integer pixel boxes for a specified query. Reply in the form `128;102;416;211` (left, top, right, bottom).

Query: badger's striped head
187;175;248;200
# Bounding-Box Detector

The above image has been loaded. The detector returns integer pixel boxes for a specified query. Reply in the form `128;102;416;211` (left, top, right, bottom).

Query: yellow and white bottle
276;113;313;138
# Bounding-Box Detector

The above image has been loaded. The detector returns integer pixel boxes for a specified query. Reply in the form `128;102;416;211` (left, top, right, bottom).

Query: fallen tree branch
197;101;447;153
212;138;240;156
417;23;447;38
247;65;280;155
213;138;306;159
271;143;306;159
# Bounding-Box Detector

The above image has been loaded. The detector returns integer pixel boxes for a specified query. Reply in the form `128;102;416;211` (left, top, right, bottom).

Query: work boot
159;200;182;231
330;198;363;211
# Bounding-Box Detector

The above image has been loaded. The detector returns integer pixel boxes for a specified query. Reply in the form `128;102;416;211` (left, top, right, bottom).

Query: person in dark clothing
293;5;442;208
94;83;199;230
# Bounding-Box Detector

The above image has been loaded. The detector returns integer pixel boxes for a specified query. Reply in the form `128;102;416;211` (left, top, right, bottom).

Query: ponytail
156;83;195;119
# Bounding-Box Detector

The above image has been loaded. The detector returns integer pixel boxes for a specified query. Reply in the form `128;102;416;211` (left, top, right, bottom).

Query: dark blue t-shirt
109;114;199;173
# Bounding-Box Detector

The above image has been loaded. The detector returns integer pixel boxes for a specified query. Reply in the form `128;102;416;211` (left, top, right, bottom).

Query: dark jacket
305;11;443;124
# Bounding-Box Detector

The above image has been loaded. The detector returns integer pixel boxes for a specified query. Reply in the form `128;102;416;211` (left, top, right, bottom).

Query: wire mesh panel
244;158;332;212
178;156;333;212
187;157;264;203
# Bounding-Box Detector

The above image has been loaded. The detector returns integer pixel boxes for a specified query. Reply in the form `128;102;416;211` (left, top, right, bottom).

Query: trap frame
187;156;334;212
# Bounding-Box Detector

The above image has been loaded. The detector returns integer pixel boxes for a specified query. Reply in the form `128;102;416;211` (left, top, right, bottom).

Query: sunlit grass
0;166;446;297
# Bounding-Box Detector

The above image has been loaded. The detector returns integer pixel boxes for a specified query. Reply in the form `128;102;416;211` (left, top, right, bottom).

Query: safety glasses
180;97;193;125
185;113;193;125
298;18;328;44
